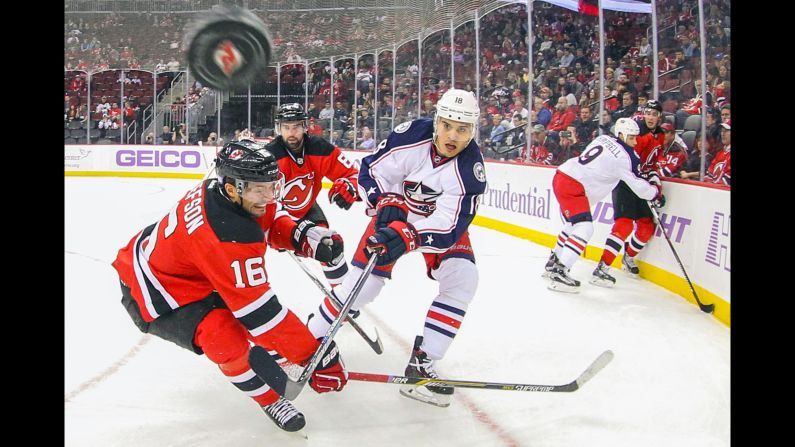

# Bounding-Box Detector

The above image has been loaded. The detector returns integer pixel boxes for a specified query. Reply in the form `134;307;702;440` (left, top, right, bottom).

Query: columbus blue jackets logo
473;162;486;182
402;180;441;216
394;121;412;134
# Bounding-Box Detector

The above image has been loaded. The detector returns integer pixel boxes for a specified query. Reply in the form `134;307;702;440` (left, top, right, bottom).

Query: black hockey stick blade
249;253;380;400
287;251;383;354
349;350;615;392
249;345;290;397
648;203;715;314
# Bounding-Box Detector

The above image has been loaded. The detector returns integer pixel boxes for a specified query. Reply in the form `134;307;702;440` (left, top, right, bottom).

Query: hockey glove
308;340;348;393
292;220;345;266
375;192;409;229
650;194;666;209
328;178;358;210
364;220;419;266
641;170;663;201
640;170;661;184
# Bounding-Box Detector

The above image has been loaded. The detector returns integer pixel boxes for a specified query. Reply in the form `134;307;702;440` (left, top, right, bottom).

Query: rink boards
65;144;730;326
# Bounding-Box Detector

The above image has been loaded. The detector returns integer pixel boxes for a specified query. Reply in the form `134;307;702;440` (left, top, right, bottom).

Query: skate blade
547;280;580;293
589;277;615;288
399;385;451;408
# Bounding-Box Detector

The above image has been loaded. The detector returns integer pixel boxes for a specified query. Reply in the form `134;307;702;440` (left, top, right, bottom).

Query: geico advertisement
64;145;216;174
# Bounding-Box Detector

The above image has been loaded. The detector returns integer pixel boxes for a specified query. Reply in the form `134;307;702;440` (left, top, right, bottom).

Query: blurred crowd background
64;0;730;185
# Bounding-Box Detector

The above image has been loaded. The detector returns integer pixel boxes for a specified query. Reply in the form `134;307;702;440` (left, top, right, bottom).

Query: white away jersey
557;134;657;203
358;118;487;253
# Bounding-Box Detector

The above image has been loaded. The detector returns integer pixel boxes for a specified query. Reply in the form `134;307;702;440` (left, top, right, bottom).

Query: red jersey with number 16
112;179;318;362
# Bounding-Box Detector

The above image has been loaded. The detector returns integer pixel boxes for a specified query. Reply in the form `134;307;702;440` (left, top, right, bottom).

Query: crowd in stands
65;0;729;185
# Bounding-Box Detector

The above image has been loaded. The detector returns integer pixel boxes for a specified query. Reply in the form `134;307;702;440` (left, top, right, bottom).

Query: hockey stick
286;251;383;354
348;349;614;392
648;203;715;314
249;253;380;400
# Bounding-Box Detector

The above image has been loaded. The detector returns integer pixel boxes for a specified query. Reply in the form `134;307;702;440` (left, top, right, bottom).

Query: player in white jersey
306;89;486;407
545;118;663;292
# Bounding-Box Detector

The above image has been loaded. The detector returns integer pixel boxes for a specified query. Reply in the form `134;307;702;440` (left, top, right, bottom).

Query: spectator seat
683;115;701;132
681;130;697;151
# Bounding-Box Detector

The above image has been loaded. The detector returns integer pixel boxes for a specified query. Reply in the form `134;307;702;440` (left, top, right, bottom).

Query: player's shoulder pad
304;135;337;156
387;118;434;148
204;181;265;243
264;136;290;160
456;140;487;194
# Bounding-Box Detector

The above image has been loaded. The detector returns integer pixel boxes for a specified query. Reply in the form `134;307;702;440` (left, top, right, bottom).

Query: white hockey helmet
613;117;640;143
434;88;480;141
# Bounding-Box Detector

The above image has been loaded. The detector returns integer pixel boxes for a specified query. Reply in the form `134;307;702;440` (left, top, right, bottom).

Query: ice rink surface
65;177;730;447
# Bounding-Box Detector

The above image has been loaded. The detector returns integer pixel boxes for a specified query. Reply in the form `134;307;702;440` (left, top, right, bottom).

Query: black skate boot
541;252;558;278
547;261;581;293
262;397;306;432
589;261;616;288
399;336;453;407
622;254;640;277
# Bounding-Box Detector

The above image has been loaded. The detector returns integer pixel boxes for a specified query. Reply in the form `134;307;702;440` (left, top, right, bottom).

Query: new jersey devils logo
214;40;245;76
281;172;315;211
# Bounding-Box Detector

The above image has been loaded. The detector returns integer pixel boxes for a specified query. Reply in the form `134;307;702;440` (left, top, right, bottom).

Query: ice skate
262;397;306;432
547;262;581;293
589;261;616;288
541;252;558;278
400;336;452;407
622;255;640;278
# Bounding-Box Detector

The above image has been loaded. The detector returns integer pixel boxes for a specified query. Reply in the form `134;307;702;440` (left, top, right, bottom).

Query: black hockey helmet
645;99;662;113
215;140;280;183
275;103;308;124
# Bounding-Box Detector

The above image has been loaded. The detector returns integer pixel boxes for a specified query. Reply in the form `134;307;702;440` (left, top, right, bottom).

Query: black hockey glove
650;194;666;209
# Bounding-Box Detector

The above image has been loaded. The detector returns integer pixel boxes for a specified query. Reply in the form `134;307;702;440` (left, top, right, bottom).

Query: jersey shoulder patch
204;183;265;243
456;143;487;194
473;161;486;183
394;121;412;133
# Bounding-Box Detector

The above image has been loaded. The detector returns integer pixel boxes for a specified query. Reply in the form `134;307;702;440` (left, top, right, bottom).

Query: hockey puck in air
185;6;272;91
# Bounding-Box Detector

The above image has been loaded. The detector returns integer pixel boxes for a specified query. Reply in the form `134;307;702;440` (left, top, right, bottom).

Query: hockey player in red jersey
590;99;667;284
265;103;360;288
112;140;349;432
545;118;662;292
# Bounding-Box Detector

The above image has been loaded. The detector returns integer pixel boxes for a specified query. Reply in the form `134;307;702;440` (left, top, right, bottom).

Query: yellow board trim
66;174;729;326
472;215;730;327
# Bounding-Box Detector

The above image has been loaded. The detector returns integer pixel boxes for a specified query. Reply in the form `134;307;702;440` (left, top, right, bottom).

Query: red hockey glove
328;178;358;210
375;193;409;229
292;220;345;266
364;220;418;266
308;340;348;393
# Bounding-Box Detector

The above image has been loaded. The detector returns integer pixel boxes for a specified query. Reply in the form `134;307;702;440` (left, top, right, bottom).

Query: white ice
65;177;730;447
